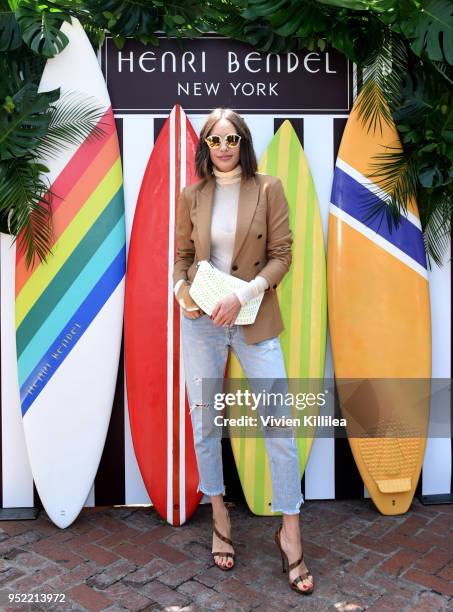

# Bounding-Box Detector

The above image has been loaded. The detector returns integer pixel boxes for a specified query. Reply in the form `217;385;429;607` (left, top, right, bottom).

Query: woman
172;108;314;595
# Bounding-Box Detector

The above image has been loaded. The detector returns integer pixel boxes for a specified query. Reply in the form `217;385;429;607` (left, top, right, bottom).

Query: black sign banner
102;35;354;115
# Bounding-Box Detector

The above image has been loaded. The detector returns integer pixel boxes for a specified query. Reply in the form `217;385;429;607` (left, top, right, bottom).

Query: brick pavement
0;498;452;611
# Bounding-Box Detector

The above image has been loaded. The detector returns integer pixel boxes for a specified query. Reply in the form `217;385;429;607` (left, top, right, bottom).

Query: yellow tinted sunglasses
205;133;242;149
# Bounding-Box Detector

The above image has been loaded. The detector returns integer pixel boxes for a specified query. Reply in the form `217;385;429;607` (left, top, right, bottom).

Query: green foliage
355;31;407;135
78;0;211;47
397;0;453;64
0;41;46;94
0;158;54;265
0;84;59;159
393;62;452;264
0;0;22;51
319;0;453;64
83;0;164;46
15;0;71;57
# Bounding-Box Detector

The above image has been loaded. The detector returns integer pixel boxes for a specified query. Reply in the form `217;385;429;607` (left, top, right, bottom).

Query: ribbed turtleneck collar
213;164;242;185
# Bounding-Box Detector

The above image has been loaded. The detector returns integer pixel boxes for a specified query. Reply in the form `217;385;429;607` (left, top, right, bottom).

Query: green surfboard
228;120;327;515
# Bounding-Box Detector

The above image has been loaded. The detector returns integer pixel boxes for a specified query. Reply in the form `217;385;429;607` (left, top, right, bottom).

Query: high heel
212;510;235;570
274;525;314;595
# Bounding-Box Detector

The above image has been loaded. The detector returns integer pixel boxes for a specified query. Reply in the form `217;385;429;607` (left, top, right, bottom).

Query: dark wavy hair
195;107;257;179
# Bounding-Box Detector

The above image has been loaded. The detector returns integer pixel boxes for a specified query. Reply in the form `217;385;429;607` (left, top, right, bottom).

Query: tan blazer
173;172;293;344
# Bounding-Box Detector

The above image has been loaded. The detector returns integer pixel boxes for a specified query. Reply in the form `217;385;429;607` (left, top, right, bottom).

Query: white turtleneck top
174;164;269;306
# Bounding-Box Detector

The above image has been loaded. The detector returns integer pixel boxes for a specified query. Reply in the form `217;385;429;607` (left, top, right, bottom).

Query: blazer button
254;261;259;266
232;265;238;271
257;234;262;239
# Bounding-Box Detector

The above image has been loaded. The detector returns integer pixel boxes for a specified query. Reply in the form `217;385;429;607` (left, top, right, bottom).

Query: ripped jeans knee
189;400;222;446
188;374;212;415
189;400;210;414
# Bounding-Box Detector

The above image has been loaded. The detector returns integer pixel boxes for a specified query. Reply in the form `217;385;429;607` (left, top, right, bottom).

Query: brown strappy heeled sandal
274;525;314;595
212;519;235;570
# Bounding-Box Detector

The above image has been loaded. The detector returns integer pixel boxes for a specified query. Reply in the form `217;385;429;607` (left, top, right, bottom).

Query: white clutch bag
188;260;264;325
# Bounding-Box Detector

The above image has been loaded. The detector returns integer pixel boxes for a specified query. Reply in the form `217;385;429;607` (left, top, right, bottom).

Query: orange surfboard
328;92;432;515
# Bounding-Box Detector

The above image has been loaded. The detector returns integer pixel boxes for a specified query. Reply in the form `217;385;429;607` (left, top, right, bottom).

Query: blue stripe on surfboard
331;166;427;270
20;245;126;417
18;216;125;386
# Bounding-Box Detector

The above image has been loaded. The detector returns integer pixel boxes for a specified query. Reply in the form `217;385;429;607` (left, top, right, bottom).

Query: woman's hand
182;307;203;319
211;293;241;327
176;280;203;319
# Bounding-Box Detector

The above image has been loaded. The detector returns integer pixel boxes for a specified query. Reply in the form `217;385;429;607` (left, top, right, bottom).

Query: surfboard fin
375;478;411;493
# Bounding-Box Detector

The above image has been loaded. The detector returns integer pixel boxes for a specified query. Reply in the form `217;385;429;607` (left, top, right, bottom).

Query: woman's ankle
281;524;301;550
213;505;230;521
211;497;229;519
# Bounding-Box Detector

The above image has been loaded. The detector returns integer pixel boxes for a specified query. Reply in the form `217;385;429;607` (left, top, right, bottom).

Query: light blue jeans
181;311;304;514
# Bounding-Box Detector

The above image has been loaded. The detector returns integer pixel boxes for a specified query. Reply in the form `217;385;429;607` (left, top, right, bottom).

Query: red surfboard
125;105;201;525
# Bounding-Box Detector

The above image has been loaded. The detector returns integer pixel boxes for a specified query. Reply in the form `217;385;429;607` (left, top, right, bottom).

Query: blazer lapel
196;175;216;261
195;173;260;266
231;175;260;266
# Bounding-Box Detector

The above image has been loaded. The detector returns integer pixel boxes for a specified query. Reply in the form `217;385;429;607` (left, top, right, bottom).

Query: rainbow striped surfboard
328;90;431;515
15;18;126;528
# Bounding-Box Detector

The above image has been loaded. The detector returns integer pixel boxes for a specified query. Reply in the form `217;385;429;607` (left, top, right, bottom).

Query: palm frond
0;159;54;268
421;187;452;269
35;90;107;160
356;29;407;136
428;59;453;87
363;145;418;233
368;145;417;206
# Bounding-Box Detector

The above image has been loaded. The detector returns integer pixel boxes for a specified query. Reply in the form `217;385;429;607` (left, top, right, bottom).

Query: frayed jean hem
272;494;305;515
197;483;226;497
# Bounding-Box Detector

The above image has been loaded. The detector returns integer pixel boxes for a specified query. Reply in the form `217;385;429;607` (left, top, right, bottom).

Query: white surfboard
15;17;125;528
